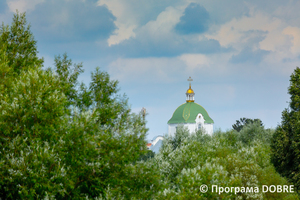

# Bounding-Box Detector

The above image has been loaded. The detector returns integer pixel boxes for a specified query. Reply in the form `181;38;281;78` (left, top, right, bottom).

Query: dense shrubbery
152;125;298;199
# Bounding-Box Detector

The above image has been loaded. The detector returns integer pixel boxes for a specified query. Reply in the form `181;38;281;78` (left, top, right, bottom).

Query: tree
271;67;300;190
53;53;131;128
154;125;298;199
53;53;84;107
0;11;43;74
232;117;263;132
0;67;70;199
0;12;158;199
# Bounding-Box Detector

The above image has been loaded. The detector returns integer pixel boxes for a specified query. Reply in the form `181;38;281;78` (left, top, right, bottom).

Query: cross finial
187;76;193;87
141;107;146;117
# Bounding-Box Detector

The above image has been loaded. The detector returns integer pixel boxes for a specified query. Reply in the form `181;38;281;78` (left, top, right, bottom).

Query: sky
1;0;300;140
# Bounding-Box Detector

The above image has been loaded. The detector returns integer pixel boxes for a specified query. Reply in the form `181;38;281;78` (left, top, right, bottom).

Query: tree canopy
0;11;43;74
232;117;263;132
0;12;154;199
271;67;300;190
152;125;297;199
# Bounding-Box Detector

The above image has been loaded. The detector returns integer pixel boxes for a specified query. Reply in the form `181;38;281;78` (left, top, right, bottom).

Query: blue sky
1;0;300;140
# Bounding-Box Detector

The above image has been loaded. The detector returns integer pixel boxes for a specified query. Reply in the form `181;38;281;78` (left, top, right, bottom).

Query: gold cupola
186;77;195;102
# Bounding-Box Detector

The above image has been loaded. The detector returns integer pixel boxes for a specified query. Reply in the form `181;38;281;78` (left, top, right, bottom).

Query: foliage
152;124;298;199
52;53;130;127
238;121;274;145
53;53;84;107
139;150;155;161
0;12;157;199
271;67;300;191
1;12;298;200
233;117;263;132
0;11;43;74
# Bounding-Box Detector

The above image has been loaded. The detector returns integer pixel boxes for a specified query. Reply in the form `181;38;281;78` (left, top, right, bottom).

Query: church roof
168;102;214;124
186;86;194;94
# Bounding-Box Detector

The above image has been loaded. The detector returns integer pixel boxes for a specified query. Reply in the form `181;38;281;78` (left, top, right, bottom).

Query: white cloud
97;0;139;46
283;26;300;55
106;24;136;46
180;52;235;76
106;52;235;85
7;0;44;13
107;57;186;83
203;5;300;76
140;6;182;36
179;54;210;71
259;29;290;52
206;12;283;50
97;0;187;46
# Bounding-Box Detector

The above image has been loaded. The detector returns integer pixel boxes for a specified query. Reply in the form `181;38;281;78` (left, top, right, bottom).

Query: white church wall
168;124;177;137
203;123;213;135
185;123;197;136
168;113;213;136
168;123;198;137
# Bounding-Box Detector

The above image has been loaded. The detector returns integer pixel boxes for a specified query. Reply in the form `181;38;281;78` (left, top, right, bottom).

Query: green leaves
0;64;150;198
54;53;83;107
0;68;67;141
0;12;151;199
271;67;300;190
154;124;298;199
0;11;43;74
232;117;264;132
289;67;300;112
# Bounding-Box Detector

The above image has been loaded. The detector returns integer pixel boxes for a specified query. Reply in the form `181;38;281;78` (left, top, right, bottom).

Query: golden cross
187;76;193;87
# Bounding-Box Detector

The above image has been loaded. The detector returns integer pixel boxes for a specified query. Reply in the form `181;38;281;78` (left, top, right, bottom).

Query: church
168;77;214;136
148;77;214;153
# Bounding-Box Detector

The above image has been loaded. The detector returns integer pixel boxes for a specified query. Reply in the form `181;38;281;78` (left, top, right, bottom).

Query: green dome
168;102;214;124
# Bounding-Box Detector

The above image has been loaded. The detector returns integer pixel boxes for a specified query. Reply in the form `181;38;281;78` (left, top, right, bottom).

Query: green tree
53;53;84;107
232;117;263;132
0;11;43;74
53;53;131;128
0;67;69;199
88;67;130;127
0;12;158;199
154;124;298;199
271;67;300;191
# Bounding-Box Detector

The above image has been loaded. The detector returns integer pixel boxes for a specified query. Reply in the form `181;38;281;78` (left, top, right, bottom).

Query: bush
153;124;298;199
